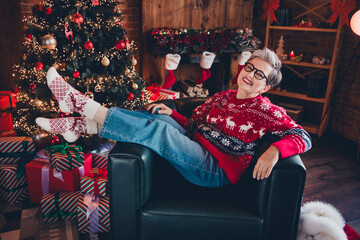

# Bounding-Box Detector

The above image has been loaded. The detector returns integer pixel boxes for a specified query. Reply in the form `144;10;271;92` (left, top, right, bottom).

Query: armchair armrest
108;142;156;240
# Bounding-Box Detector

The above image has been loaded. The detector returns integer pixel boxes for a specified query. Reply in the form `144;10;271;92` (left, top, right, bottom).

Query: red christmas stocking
195;51;216;84
231;51;252;85
163;54;181;89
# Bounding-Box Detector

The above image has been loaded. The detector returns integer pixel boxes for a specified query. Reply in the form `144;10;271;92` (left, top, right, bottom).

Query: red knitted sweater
171;90;311;184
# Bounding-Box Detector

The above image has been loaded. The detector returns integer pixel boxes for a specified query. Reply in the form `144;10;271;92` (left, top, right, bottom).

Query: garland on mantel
148;27;261;55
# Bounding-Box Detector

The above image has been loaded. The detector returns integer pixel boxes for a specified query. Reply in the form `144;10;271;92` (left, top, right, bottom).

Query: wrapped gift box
146;84;180;103
0;91;17;132
77;193;110;233
92;153;108;169
0;164;29;205
47;143;85;172
80;168;108;197
25;153;92;204
41;191;80;223
0;130;16;137
0;136;36;164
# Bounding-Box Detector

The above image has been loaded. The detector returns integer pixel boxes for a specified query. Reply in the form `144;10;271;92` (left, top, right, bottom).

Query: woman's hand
145;103;173;115
253;145;280;180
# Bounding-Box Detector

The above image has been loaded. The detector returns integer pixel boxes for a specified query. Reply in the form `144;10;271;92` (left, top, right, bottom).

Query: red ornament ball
72;13;84;24
73;71;80;78
26;34;32;40
45;7;52;15
115;40;125;51
35;62;43;71
84;41;93;50
127;92;134;101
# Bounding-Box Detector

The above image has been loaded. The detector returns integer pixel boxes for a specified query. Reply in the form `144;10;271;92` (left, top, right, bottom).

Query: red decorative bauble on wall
115;40;125;50
35;62;43;71
73;71;80;78
127;92;134;101
84;41;93;50
45;7;52;15
72;13;84;24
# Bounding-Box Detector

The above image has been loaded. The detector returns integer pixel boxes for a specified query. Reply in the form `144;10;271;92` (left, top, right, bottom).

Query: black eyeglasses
244;62;269;84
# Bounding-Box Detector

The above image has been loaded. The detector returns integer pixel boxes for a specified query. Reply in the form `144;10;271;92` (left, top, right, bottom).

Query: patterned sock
47;67;100;119
36;117;98;143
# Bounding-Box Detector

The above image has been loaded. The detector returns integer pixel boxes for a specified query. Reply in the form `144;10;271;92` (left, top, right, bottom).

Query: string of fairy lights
12;0;149;136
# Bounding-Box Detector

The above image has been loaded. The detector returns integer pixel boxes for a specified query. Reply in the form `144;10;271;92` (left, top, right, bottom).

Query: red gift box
0;164;29;205
25;153;92;204
146;84;180;103
0;91;17;132
80;168;108;197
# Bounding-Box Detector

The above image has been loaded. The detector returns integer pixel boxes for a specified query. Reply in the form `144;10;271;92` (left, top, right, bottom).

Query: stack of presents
0;91;110;234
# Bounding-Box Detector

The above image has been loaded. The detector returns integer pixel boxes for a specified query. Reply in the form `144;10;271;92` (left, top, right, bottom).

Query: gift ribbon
43;192;77;220
260;0;280;24
0;183;27;193
46;143;83;170
86;168;107;195
83;193;100;233
327;0;356;27
146;83;161;101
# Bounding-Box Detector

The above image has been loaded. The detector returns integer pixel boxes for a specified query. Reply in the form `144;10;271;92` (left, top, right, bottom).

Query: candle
289;51;295;59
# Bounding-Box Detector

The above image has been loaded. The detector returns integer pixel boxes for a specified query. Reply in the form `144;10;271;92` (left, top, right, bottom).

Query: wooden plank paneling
142;0;254;85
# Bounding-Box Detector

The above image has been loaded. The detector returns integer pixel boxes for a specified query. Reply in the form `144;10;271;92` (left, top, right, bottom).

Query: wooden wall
141;0;254;85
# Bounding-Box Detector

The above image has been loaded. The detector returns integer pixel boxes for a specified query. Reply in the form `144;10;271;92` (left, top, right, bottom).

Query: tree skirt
345;224;360;240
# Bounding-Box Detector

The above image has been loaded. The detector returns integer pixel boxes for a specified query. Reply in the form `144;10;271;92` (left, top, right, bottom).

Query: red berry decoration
35;62;43;71
72;13;84;25
115;40;125;51
50;136;60;145
29;83;37;93
45;7;52;15
73;71;80;78
128;92;134;101
84;41;93;50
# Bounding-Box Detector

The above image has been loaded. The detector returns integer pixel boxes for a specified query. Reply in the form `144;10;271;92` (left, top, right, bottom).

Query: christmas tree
12;0;148;140
275;35;285;58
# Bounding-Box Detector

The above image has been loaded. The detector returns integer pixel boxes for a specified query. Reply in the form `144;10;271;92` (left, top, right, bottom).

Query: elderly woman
36;48;311;187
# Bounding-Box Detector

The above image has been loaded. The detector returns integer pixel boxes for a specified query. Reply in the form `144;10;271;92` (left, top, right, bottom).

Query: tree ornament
72;13;84;25
35;62;44;71
85;88;94;99
32;130;50;149
115;40;126;50
127;92;134;101
41;34;57;49
101;56;110;66
116;8;122;14
64;24;74;40
275;35;285;58
94;84;101;92
29;83;37;93
131;57;137;66
84;40;93;50
22;54;28;61
50;135;60;145
45;7;52;15
33;99;42;108
132;82;138;90
73;71;80;78
26;34;32;40
11;86;20;93
125;68;130;74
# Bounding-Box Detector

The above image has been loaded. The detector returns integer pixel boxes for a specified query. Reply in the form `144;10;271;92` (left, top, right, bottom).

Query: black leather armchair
108;97;306;240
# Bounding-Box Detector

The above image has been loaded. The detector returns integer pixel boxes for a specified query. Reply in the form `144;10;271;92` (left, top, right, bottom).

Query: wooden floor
301;131;360;233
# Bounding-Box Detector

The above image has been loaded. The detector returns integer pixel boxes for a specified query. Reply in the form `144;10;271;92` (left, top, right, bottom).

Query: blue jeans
99;108;230;187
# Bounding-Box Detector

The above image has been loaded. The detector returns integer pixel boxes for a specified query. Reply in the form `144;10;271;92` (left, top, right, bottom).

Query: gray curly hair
248;48;282;87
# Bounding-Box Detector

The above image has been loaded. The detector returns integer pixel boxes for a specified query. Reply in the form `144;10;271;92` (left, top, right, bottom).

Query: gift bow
327;0;356;27
260;0;280;23
146;83;161;100
86;168;108;195
46;143;83;168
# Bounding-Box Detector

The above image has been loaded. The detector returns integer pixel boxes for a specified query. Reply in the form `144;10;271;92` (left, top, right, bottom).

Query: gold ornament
85;88;94;99
94;84;102;92
75;2;82;7
41;34;57;50
32;130;50;148
101;56;110;66
132;82;138;90
22;54;28;61
125;68;130;74
131;57;137;66
33;99;42;108
116;8;122;14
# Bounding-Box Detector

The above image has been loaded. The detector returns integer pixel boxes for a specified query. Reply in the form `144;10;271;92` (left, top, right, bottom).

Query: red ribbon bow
260;0;280;24
86;168;107;196
327;0;356;27
146;83;161;101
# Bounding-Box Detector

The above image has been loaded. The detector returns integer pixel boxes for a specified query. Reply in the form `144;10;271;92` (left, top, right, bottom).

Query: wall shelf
267;90;325;103
268;25;338;33
282;60;331;69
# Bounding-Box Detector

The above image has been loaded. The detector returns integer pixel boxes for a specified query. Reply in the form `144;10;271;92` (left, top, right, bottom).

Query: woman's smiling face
236;58;273;99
